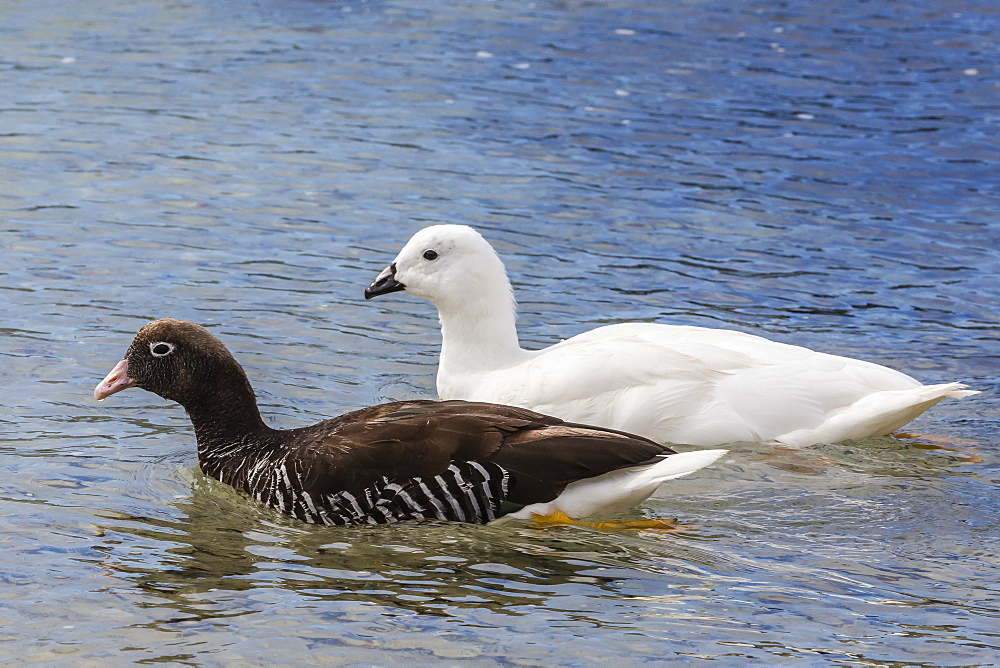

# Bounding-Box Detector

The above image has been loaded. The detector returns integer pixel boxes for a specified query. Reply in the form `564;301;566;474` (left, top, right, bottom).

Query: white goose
365;225;977;448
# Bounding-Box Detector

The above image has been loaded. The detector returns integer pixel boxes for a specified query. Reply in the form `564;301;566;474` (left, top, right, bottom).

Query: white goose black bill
365;262;405;299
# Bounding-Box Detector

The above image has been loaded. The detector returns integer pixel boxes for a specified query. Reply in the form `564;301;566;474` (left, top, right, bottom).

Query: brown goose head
94;318;254;410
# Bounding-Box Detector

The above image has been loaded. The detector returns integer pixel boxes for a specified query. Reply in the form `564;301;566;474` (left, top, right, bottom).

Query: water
2;0;998;663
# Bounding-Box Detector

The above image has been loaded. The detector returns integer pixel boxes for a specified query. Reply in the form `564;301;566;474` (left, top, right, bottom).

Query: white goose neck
436;291;526;371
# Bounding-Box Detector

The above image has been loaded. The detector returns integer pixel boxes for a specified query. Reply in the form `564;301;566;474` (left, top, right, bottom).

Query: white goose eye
150;341;175;357
422;249;438;261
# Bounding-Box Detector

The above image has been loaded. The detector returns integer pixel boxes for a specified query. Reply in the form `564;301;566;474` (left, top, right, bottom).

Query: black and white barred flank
248;461;509;525
202;441;511;525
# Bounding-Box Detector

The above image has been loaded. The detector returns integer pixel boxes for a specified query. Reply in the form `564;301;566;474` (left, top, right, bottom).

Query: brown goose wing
287;400;542;495
288;400;672;506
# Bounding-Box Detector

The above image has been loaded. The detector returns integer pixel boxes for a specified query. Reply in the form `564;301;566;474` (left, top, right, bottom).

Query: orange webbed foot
530;510;692;532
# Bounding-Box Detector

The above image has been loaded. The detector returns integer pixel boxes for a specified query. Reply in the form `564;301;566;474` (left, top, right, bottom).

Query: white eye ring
150;341;175;357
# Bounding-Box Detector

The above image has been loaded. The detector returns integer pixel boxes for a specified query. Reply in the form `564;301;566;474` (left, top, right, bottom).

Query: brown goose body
94;319;692;526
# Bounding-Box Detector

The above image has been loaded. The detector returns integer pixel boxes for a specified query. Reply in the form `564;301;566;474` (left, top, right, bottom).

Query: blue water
2;0;998;663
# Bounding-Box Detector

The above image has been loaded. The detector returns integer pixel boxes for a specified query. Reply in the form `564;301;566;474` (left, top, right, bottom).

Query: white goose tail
776;382;979;447
506;449;727;521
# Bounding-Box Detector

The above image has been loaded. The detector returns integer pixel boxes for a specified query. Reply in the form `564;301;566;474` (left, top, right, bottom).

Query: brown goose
94;319;725;526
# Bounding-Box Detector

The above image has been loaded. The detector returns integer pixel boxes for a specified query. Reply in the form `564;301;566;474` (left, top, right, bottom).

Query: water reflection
95;472;724;620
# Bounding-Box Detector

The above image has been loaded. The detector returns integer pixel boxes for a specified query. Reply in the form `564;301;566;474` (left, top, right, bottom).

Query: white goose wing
465;323;945;446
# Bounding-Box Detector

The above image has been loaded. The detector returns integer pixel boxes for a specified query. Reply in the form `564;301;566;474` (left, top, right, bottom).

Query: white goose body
366;225;976;448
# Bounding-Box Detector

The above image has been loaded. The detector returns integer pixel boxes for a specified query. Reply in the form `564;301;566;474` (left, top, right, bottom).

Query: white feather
378;225;977;447
505;449;728;520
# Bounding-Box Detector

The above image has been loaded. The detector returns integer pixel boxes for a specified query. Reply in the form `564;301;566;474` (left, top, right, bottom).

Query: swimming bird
364;224;977;447
93;319;725;527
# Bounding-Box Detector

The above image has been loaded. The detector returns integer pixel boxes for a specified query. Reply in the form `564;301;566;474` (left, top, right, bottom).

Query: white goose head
366;225;513;314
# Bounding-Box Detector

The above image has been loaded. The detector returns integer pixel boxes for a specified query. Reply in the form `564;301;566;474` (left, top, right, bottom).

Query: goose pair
95;226;975;528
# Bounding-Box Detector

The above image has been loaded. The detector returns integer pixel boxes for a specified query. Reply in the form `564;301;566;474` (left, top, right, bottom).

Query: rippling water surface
2;0;998;663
